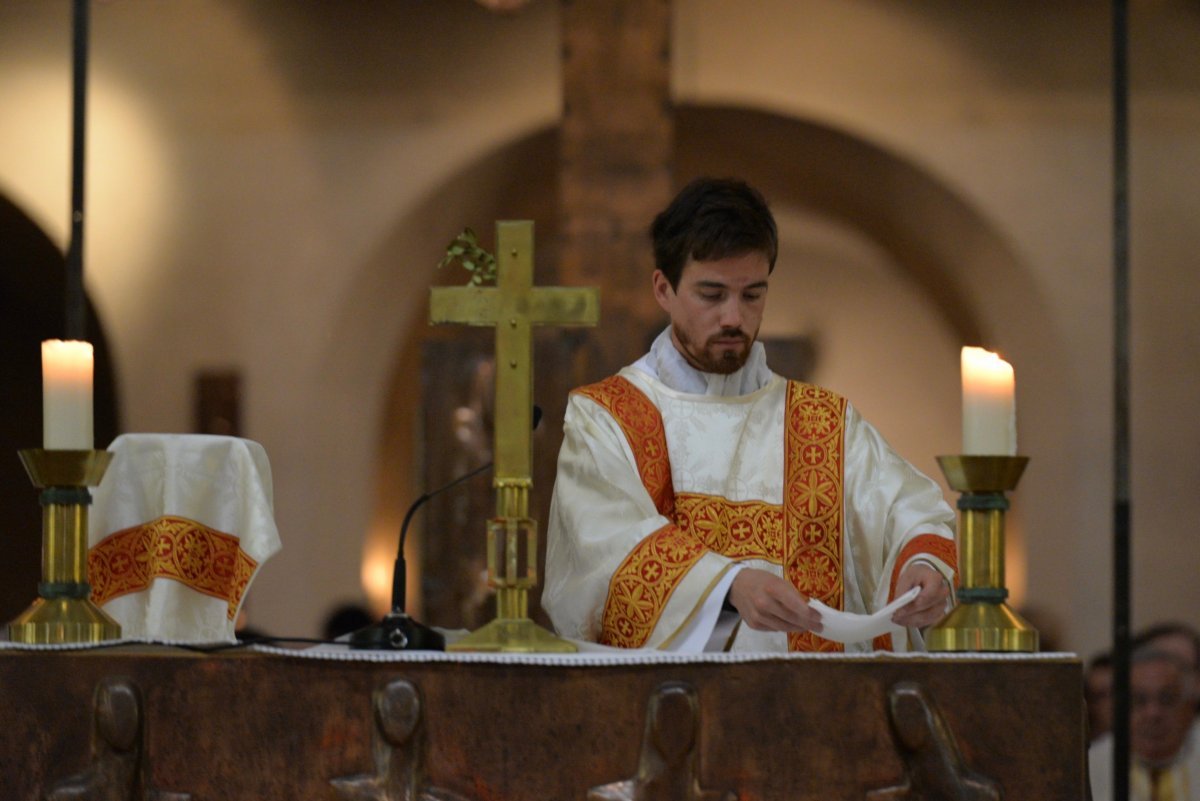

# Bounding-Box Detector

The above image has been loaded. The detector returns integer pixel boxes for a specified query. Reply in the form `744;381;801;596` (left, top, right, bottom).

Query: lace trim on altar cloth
0;636;1079;665
243;645;1080;665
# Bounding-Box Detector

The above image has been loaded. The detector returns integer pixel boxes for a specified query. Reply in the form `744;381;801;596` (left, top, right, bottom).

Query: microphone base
348;613;445;651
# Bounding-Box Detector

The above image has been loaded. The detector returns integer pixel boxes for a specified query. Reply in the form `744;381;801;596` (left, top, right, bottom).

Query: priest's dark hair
650;177;779;290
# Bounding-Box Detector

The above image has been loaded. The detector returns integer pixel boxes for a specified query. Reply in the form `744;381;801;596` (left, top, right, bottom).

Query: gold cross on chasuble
429;221;599;484
429;220;598;653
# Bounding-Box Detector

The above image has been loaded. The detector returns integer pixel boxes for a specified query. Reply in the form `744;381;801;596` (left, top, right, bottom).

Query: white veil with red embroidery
87;434;282;643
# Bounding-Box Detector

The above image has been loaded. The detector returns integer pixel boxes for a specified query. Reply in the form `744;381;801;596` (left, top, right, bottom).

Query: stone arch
676;104;1038;347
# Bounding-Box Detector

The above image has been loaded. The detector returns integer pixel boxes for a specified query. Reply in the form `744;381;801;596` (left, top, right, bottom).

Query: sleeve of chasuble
841;404;958;630
541;390;740;649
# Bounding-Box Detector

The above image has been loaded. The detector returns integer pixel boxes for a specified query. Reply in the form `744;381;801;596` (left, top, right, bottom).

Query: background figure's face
1131;659;1195;765
653;252;770;374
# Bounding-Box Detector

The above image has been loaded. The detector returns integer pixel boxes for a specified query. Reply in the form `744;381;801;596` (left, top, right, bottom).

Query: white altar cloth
0;636;1079;667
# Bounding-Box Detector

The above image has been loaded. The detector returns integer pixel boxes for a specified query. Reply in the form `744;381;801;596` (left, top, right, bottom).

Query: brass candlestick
926;455;1038;652
7;449;121;644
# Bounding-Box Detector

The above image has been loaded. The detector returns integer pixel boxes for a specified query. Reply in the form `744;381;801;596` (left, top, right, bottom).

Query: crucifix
429;220;599;652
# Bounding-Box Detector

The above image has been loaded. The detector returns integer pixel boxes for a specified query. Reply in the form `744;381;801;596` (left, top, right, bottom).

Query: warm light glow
0;52;170;335
361;534;393;617
1006;515;1027;610
0;65;73;244
961;346;1016;455
361;521;424;618
86;68;173;327
42;339;93;449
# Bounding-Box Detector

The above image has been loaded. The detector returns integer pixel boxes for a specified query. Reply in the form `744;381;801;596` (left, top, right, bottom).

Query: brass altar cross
429;220;599;651
430;220;599;483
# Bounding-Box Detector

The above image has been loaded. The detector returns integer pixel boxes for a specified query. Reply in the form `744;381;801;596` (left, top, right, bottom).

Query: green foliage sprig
439;228;497;286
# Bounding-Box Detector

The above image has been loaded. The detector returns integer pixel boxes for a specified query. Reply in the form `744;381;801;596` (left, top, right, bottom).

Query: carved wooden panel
0;650;1086;800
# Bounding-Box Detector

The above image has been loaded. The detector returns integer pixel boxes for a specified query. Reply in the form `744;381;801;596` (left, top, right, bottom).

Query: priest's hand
728;568;822;633
891;562;951;628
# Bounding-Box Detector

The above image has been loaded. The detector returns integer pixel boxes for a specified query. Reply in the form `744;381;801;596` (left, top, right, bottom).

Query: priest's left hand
891;563;950;628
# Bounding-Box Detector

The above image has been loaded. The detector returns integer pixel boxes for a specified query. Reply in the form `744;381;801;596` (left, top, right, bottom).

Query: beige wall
1;0;1196;657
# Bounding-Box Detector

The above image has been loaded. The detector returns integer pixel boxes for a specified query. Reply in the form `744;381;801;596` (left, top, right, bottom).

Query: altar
0;645;1085;800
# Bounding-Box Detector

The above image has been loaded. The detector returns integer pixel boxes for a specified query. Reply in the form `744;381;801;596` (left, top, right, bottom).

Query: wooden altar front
0;646;1086;800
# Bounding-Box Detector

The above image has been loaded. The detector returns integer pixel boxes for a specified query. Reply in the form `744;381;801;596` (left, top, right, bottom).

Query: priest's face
653;251;770;374
1131;657;1195;765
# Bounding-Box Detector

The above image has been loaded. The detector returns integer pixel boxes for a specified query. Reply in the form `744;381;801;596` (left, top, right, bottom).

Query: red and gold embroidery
582;377;851;652
674;494;783;563
574;377;674;516
784;382;847;653
889;533;959;601
600;523;708;648
600;495;787;648
576;377;683;647
870;534;960;650
89;515;259;620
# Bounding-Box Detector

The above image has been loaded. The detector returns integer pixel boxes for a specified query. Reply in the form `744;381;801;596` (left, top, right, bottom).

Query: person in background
1089;646;1200;801
1136;622;1200;688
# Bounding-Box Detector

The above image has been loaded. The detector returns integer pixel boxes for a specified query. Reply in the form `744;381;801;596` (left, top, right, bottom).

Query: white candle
42;339;94;450
961;346;1016;455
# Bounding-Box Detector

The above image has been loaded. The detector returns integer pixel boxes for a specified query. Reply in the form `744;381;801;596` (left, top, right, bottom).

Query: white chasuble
542;367;957;653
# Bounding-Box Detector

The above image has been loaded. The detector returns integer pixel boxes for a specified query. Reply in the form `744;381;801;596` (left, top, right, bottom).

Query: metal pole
65;0;89;340
1111;0;1131;799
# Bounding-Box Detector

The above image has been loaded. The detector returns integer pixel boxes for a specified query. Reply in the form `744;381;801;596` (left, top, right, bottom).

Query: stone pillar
558;0;673;372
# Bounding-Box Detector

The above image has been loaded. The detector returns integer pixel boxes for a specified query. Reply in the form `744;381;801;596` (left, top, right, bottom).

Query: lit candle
42;339;94;450
961;346;1016;455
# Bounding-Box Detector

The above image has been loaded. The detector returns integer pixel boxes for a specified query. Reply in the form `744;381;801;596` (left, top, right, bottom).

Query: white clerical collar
631;327;773;397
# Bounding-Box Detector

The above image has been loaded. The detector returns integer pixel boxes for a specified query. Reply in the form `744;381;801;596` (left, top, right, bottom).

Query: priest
542;177;957;652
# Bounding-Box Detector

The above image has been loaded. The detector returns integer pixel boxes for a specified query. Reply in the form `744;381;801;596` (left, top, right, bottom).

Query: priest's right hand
728;569;823;633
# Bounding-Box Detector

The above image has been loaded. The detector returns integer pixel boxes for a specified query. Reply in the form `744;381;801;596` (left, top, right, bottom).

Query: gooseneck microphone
349;405;542;650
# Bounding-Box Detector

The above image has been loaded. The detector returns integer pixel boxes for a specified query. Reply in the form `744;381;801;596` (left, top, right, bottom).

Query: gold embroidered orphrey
577;376;846;651
430;220;599;652
89;515;258;621
579;376;958;651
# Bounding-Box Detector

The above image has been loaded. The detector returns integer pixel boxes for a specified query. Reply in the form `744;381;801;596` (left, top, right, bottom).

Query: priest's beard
672;324;755;375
